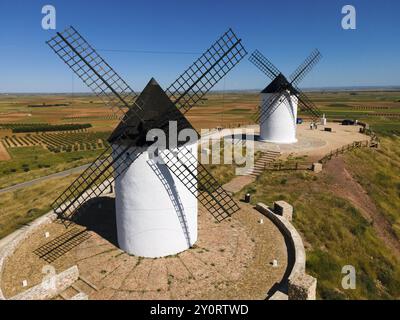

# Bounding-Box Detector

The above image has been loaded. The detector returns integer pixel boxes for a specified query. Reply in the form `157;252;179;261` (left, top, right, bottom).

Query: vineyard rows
0;123;92;133
0;123;49;129
1;131;110;153
62;114;118;121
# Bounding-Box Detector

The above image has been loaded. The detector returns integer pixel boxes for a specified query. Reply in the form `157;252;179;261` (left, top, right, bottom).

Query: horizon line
2;85;400;95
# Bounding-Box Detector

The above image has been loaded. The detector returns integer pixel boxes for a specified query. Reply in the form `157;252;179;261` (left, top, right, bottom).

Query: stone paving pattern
1;198;288;300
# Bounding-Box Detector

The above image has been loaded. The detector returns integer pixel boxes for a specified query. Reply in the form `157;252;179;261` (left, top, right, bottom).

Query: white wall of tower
112;142;198;258
259;91;298;144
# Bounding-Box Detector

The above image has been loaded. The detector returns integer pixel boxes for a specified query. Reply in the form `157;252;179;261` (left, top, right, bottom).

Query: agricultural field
0;90;399;188
0;94;119;132
2;131;109;153
308;90;400;135
0;122;92;133
1;90;400;132
0;173;80;239
0;147;103;189
0;95;120;188
0;91;399;300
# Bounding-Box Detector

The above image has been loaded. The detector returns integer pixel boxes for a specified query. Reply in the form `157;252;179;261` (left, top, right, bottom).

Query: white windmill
249;49;323;144
48;26;246;258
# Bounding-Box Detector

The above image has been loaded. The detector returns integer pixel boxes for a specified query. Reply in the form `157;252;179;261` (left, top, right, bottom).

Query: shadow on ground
73;197;118;247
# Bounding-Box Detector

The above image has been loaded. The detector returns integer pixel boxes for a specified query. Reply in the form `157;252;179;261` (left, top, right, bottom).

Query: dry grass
241;145;400;299
0;142;10;161
344;137;400;240
0;174;79;239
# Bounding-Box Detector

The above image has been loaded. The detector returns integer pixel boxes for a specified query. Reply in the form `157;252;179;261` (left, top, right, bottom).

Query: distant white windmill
249;49;323;144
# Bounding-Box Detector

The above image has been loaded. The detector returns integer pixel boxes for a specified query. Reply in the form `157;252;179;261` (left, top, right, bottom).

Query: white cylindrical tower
112;142;198;258
259;91;298;144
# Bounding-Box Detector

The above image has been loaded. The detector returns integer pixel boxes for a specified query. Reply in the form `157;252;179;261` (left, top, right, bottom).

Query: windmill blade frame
293;87;322;119
166;28;247;114
51;140;141;225
289;49;322;87
248;49;281;80
47;26;144;122
160;146;240;222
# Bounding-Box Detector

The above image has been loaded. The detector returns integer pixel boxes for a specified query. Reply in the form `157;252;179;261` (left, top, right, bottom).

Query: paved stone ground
214;122;370;198
223;175;256;194
1;198;288;300
205;122;369;162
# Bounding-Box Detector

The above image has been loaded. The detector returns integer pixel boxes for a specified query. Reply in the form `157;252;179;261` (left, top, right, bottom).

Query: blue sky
0;0;399;92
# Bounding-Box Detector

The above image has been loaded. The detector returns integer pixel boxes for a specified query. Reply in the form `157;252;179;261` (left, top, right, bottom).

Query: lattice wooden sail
166;28;247;114
49;26;246;224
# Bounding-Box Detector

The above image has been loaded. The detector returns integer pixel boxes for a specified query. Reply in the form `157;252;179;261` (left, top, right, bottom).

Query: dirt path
223;175;255;194
324;157;400;257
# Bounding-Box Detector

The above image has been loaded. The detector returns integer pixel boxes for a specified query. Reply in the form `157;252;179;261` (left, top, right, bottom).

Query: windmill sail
47;26;143;122
160;147;240;222
166;28;247;114
295;88;322;119
249;49;280;80
52;141;140;224
161;28;247;221
48;26;146;221
289;49;322;87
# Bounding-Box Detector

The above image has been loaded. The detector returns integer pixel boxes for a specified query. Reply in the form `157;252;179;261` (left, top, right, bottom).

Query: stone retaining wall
9;266;79;300
0;179;115;300
256;202;317;300
0;210;57;300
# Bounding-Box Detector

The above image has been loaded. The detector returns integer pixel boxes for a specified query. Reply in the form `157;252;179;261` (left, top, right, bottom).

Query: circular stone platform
1;198;288;300
203;121;369;161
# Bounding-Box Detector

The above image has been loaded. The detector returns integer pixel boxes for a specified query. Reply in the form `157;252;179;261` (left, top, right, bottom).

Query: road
0;164;91;195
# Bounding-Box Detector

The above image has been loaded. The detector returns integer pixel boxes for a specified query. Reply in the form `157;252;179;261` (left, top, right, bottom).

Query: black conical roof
108;77;196;147
261;73;299;95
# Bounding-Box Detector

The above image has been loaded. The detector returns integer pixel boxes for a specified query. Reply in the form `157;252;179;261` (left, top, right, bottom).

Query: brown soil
0;141;10;161
324;157;400;257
